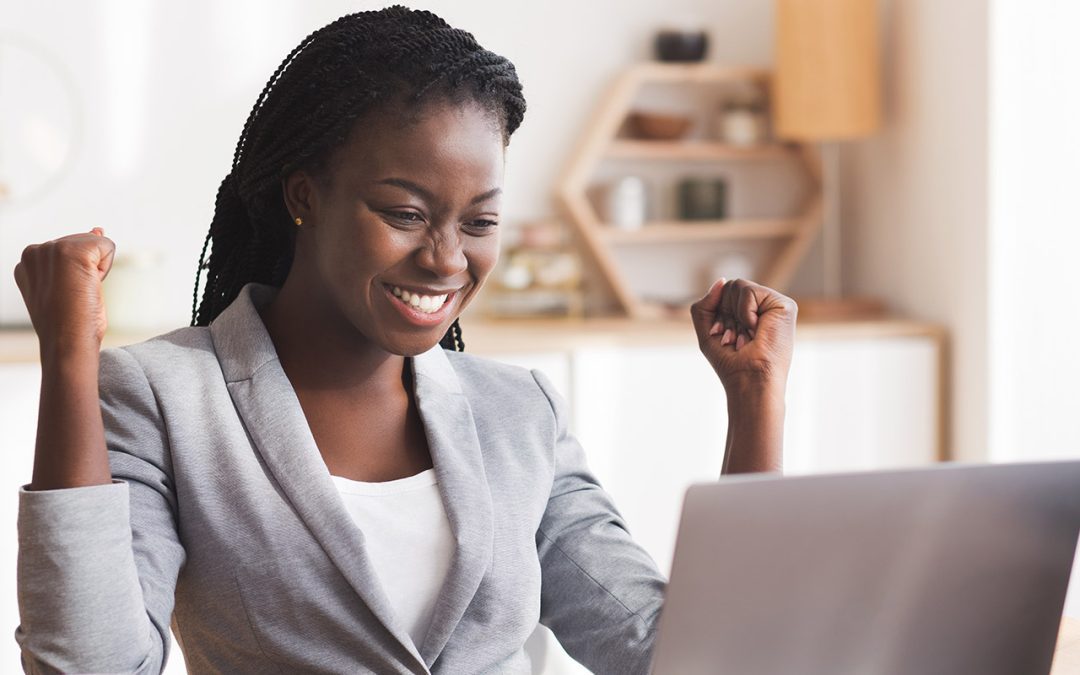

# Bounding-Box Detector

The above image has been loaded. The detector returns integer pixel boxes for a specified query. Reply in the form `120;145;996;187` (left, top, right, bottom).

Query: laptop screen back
650;461;1080;675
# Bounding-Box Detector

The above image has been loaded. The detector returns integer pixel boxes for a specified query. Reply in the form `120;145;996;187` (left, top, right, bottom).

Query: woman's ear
282;170;319;226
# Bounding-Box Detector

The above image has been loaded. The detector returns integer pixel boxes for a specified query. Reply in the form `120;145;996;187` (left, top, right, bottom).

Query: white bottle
605;176;647;230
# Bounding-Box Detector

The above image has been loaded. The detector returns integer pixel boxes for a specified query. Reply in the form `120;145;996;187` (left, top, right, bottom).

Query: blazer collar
209;283;494;670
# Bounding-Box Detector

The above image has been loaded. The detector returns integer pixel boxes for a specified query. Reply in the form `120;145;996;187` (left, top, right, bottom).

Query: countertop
0;316;946;364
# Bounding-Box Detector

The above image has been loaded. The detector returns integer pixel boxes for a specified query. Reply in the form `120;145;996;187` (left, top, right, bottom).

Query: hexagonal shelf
555;62;823;318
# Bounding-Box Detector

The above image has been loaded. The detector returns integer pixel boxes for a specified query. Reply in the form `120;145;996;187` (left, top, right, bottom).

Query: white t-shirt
330;468;455;650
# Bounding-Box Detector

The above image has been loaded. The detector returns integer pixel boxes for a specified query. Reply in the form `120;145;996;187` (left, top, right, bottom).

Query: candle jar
715;90;767;146
677;177;728;220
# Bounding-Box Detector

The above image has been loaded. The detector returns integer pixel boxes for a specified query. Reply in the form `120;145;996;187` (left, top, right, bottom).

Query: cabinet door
785;336;940;474
571;344;728;576
567;336;941;577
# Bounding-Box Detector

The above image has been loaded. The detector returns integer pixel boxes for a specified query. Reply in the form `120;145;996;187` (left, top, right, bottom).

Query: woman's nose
415;229;468;278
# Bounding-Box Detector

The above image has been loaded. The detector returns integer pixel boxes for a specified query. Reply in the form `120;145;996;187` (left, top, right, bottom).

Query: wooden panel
606;140;796;162
598;218;802;244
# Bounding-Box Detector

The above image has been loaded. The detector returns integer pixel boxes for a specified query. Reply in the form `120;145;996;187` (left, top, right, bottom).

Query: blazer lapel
410;345;495;667
209;283;427;672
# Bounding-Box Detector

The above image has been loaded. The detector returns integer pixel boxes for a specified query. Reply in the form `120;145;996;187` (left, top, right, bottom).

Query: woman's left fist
690;278;797;391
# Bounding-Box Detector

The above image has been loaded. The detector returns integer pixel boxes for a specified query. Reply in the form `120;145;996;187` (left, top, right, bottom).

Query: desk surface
1054;617;1080;674
0;316;946;364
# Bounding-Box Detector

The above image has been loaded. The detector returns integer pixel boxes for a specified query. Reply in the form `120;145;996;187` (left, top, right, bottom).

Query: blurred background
1;1;1078;673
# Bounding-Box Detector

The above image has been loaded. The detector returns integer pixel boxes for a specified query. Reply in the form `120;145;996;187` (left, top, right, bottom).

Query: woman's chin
377;329;452;357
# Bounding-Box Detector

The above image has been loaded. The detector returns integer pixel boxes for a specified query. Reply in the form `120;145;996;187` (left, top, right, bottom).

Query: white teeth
390;286;450;314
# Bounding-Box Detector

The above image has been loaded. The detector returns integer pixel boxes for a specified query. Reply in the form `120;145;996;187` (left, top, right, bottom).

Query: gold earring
294;217;303;226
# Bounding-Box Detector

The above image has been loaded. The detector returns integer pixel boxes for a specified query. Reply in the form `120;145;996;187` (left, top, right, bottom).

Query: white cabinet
531;333;942;579
1;365;44;672
785;336;940;474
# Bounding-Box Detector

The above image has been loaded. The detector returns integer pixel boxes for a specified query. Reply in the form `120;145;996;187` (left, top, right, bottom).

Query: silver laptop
650;461;1080;675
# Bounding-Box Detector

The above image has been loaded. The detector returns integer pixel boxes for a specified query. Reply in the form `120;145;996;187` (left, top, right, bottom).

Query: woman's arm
14;230;185;674
32;347;112;489
723;378;786;473
532;370;666;675
690;278;797;475
15;228;114;490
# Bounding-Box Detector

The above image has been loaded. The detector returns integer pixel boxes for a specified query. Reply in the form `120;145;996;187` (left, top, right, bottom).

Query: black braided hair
190;5;526;353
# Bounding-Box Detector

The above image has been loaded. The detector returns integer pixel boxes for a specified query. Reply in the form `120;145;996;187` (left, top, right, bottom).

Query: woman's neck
258;278;407;398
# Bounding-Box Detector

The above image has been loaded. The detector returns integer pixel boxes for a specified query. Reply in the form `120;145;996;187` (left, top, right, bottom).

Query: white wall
0;0;774;328
987;1;1080;463
843;0;990;461
986;1;1080;620
844;0;1080;466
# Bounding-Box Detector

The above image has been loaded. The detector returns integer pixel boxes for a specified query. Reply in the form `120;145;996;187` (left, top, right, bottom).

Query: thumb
90;228;116;282
690;278;727;338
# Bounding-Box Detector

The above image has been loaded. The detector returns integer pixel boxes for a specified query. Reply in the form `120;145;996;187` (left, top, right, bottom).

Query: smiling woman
11;5;796;675
262;99;505;360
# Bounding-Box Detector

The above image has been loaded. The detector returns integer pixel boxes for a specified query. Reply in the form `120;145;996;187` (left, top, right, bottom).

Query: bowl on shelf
627;111;694;140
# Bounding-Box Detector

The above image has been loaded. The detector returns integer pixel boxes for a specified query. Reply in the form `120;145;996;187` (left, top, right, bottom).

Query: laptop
650;461;1080;675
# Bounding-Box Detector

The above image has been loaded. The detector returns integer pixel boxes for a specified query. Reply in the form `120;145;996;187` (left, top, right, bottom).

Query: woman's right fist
13;228;116;350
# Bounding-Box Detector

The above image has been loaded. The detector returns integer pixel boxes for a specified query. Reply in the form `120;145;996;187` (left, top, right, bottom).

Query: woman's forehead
332;101;505;184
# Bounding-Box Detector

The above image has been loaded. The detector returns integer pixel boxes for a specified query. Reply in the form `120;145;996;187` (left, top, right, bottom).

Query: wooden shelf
606;140;795;162
555;62;823;318
598;219;803;244
632;62;770;84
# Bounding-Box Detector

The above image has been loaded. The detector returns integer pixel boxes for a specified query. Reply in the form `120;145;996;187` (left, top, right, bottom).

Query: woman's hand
691;278;797;392
691;278;796;474
14;228;116;353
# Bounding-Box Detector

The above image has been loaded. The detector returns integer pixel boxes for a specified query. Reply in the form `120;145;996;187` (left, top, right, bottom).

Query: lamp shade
773;0;882;141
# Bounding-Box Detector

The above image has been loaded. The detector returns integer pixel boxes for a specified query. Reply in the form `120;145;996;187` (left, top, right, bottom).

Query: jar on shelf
715;90;767;146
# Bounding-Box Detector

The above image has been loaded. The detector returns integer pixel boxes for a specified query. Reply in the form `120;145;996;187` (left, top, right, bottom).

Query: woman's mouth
384;284;458;326
390;285;450;313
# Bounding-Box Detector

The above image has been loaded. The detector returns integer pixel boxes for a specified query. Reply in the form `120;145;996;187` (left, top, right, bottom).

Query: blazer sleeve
531;369;668;675
16;346;186;674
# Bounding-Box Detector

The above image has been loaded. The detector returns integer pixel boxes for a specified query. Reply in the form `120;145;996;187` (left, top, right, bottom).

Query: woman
13;6;795;674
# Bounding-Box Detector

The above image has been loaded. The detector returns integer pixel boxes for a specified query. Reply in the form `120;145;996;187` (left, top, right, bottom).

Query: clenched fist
13;228;116;352
691;278;797;393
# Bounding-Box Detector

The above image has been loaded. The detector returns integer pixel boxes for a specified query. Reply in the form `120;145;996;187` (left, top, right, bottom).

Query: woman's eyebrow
376;177;502;205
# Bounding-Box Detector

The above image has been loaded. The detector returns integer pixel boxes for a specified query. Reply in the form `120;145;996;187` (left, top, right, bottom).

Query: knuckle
19;244;38;264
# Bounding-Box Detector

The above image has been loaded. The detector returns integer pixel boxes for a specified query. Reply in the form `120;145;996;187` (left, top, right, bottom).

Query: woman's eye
466;219;499;233
385;211;424;224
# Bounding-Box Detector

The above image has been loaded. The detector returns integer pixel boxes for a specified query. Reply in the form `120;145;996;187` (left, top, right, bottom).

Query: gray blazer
16;283;667;674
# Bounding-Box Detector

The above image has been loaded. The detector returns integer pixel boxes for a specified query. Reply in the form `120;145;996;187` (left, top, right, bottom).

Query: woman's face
285;99;504;356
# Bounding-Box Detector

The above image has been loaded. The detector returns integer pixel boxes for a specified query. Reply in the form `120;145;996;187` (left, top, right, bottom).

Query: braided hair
190;5;526;352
